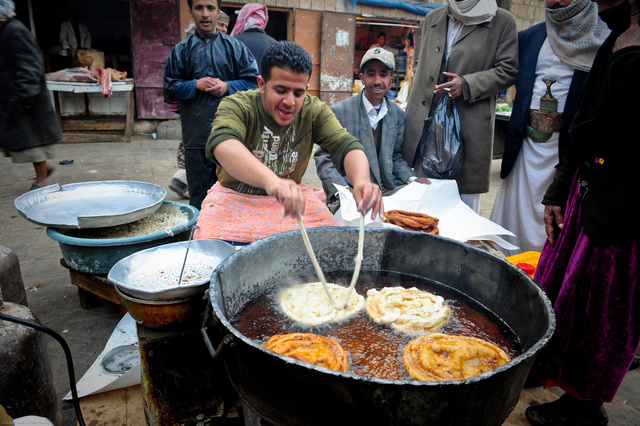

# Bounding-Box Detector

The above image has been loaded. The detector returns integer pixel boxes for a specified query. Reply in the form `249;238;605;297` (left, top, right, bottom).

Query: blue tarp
346;0;443;15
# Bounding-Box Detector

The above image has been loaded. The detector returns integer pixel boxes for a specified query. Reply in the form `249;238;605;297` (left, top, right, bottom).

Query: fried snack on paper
279;282;365;326
264;333;349;372
383;210;440;235
365;286;451;334
403;333;511;381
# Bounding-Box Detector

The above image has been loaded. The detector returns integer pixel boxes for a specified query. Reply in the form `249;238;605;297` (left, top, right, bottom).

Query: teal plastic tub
46;201;199;275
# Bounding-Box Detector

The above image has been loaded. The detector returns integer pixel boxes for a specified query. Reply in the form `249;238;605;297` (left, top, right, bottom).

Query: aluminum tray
14;181;167;229
107;239;236;301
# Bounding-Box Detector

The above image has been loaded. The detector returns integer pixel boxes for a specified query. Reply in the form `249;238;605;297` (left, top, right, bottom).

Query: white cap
360;47;395;70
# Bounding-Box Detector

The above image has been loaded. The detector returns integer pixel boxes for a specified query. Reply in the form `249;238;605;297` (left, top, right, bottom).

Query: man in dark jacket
0;0;62;192
164;0;259;209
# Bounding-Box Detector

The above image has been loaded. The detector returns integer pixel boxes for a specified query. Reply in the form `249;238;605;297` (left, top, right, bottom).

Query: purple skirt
532;173;640;402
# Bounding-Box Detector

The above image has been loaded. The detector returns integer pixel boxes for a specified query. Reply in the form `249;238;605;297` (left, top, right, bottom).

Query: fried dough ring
403;333;511;381
278;282;365;326
366;286;451;334
264;333;349;372
383;210;439;234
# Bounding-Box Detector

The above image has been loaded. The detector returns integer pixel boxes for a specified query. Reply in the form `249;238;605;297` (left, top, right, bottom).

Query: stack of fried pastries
264;333;349;372
383;210;439;234
366;286;451;334
403;333;511;381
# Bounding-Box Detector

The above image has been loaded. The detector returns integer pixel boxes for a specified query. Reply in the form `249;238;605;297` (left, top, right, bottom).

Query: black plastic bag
416;96;465;179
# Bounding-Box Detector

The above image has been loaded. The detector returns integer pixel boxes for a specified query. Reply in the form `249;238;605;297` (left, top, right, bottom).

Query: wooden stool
59;259;125;313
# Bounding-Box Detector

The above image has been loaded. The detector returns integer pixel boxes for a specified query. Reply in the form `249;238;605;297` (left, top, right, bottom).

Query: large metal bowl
108;239;236;301
205;227;555;426
46;201;198;275
15;180;167;229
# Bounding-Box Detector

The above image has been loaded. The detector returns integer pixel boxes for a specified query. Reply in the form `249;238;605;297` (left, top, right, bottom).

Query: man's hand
543;204;564;247
434;72;463;100
352;181;384;220
614;0;640;52
265;177;305;219
415;177;431;185
196;77;227;97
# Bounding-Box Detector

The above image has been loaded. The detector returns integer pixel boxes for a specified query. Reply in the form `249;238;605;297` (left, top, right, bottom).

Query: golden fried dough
403;333;511;381
279;282;365;326
264;333;349;372
365;286;451;334
383;210;440;234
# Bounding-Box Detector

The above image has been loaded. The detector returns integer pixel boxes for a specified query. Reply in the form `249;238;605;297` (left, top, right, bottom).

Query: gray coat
0;19;62;150
403;7;518;194
314;91;415;201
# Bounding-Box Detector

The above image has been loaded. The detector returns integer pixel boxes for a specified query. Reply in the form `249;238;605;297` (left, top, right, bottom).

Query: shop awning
346;0;444;15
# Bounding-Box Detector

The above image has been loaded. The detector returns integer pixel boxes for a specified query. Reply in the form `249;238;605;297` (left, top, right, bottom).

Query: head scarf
230;3;268;36
446;0;497;26
0;0;16;21
545;0;610;72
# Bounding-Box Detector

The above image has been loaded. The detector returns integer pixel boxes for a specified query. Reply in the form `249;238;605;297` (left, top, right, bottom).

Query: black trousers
184;147;217;211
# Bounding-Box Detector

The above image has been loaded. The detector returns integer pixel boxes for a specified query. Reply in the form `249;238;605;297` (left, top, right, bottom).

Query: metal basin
204;227;555;426
47;201;198;275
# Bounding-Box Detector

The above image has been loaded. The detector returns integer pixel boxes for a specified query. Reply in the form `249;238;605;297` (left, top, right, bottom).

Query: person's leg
525;393;608;426
184;148;217;211
33;160;49;188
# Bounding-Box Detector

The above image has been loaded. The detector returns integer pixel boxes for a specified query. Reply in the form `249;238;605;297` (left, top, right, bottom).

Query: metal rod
178;225;198;285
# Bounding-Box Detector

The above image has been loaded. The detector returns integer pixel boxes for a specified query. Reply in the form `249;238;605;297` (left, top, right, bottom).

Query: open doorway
14;0;132;76
221;5;290;41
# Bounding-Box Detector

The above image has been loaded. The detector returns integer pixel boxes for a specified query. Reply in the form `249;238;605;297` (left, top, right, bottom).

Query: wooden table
59;259;125;312
46;79;135;142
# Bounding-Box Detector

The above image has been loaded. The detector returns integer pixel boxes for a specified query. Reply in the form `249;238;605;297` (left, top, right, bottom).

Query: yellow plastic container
505;251;541;278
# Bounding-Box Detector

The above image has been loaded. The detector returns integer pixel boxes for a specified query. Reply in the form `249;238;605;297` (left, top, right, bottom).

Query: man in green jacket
194;41;383;244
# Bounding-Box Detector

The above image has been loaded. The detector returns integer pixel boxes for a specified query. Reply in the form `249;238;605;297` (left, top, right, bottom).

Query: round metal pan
108;239;236;301
14;181;167;229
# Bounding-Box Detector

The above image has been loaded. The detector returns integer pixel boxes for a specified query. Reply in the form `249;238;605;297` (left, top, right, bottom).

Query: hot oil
232;270;521;381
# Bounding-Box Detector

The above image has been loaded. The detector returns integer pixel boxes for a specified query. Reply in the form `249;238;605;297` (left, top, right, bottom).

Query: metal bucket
204;227;555;426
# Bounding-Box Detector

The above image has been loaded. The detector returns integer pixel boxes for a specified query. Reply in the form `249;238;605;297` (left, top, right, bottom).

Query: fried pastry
403;333;511;381
264;333;349;372
279;282;365;326
365;286;451;334
383;210;440;234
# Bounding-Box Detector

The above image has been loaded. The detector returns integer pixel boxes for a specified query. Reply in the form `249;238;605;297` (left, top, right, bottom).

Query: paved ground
1;135;638;425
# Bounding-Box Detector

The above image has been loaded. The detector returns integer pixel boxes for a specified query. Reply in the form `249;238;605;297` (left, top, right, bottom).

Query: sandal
169;178;189;199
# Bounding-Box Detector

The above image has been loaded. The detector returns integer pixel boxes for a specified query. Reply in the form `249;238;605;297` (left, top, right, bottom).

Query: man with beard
193;42;383;244
314;48;429;213
164;0;258;210
489;0;609;255
524;0;640;424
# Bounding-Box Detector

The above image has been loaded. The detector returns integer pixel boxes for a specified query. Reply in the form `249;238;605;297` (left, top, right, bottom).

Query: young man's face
377;35;386;46
360;60;394;105
258;67;309;126
190;0;220;36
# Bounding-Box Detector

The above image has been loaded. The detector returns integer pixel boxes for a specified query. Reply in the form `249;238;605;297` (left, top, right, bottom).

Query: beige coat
403;7;518;194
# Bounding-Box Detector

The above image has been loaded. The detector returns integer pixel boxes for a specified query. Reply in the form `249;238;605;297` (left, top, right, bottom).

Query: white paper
63;313;141;400
334;180;518;250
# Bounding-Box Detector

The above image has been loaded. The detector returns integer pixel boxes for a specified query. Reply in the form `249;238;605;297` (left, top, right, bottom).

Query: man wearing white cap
315;47;429;212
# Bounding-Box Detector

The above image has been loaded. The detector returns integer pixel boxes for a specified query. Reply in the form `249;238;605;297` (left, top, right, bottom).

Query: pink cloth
194;182;338;243
230;3;268;36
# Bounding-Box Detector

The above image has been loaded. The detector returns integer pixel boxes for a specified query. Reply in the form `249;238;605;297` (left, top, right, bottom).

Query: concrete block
156;120;183;141
0;246;27;306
